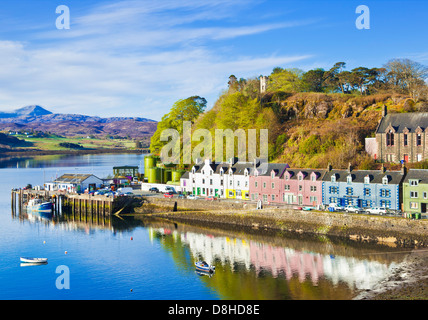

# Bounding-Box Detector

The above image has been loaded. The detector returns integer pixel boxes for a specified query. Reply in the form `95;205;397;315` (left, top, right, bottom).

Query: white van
117;187;133;194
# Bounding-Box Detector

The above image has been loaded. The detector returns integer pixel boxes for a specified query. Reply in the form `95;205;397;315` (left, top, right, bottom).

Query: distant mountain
0;105;52;119
0;106;157;139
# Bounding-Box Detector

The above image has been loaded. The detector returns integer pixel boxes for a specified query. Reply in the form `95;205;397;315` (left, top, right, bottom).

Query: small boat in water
20;257;48;264
195;261;215;273
26;199;53;213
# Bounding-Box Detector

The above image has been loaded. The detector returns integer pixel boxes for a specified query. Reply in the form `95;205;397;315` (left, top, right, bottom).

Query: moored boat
195;261;215;273
20;257;48;264
26;198;53;213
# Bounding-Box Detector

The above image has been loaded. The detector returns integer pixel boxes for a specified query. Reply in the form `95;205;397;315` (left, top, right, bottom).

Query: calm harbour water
0;153;409;300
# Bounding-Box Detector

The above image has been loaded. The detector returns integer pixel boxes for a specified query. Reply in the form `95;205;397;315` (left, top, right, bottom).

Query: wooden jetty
11;189;142;218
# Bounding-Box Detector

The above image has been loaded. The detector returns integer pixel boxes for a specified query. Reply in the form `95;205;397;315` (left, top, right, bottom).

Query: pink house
282;169;325;207
249;163;288;204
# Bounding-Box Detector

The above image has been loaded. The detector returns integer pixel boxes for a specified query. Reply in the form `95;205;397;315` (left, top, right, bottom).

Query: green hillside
150;59;428;169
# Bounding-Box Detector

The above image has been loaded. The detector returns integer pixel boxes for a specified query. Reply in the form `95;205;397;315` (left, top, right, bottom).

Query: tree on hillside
268;68;306;93
325;62;347;93
302;68;326;92
384;59;428;100
150;96;207;155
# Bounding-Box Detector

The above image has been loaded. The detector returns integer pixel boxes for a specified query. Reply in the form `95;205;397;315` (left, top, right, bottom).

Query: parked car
205;196;217;201
328;203;344;211
345;205;363;213
187;194;199;200
163;192;174;198
178;194;186;199
149;187;159;193
365;207;387;215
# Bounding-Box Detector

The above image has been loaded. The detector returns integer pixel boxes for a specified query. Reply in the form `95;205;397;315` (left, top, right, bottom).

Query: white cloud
0;0;314;119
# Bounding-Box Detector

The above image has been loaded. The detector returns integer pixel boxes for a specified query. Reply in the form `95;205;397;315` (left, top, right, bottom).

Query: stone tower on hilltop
260;75;268;94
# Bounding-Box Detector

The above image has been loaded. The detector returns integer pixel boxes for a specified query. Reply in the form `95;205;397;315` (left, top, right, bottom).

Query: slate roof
285;168;326;180
54;174;101;184
404;169;428;184
259;163;289;177
322;169;405;185
376;112;428;133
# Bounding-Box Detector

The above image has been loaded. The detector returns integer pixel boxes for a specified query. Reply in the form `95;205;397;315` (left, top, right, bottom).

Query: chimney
382;105;387;117
401;164;407;176
327;163;332;171
347;162;352;173
381;163;386;173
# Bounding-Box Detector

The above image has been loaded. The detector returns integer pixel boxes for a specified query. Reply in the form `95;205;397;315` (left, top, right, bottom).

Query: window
236;190;242;197
263;194;268;202
202;179;205;184
386;131;394;146
410;180;419;186
331;175;336;183
229;190;234;197
380;189;391;197
251;193;256;201
271;194;275;201
410;202;418;209
220;180;223;186
311;175;316;181
245;181;248;188
298;175;303;181
329;186;339;194
229;180;233;186
380;200;391;208
237;180;240;187
285;174;289;180
347;175;352;183
346;187;353;195
299;185;302;191
310;196;318;203
271;183;275;189
417;134;422;146
284;184;290;191
271;172;275;178
410;191;419;198
424;192;427;199
255;181;258;188
382;177;388;185
263;182;266;188
364;176;370;184
310;186;317;192
404;134;408;146
364;188;371;196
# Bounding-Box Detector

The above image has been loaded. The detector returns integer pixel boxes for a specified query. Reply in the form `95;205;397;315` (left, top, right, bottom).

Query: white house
45;174;104;193
186;159;230;198
183;158;262;200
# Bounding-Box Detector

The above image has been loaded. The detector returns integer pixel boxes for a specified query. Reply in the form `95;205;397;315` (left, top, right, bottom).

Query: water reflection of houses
154;228;399;290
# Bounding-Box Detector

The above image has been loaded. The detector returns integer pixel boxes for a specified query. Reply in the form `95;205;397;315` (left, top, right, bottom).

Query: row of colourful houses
180;158;428;214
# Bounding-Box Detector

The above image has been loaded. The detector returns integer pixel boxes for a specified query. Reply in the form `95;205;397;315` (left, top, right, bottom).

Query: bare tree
384;58;428;100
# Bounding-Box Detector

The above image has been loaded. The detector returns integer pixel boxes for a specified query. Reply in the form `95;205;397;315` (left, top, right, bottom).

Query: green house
402;169;428;214
113;166;139;178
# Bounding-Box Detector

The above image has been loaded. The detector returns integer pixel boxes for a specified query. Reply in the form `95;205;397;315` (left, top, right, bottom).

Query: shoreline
137;197;428;300
0;148;149;157
353;248;428;300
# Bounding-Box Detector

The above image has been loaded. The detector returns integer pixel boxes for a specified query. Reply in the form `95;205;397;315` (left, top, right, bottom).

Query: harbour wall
143;197;428;247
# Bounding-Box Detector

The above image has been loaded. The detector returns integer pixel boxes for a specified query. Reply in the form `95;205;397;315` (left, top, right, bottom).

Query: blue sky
0;0;427;120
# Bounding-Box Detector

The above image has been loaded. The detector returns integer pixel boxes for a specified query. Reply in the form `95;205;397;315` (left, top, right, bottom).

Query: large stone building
370;106;428;163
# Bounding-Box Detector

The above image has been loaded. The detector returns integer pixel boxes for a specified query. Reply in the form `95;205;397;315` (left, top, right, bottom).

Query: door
404;154;409;163
298;195;303;205
422;203;427;213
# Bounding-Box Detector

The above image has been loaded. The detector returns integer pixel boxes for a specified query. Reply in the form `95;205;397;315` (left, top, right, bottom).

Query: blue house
322;164;406;210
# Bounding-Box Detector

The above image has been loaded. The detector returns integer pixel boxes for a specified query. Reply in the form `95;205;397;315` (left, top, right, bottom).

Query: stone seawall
143;197;428;247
